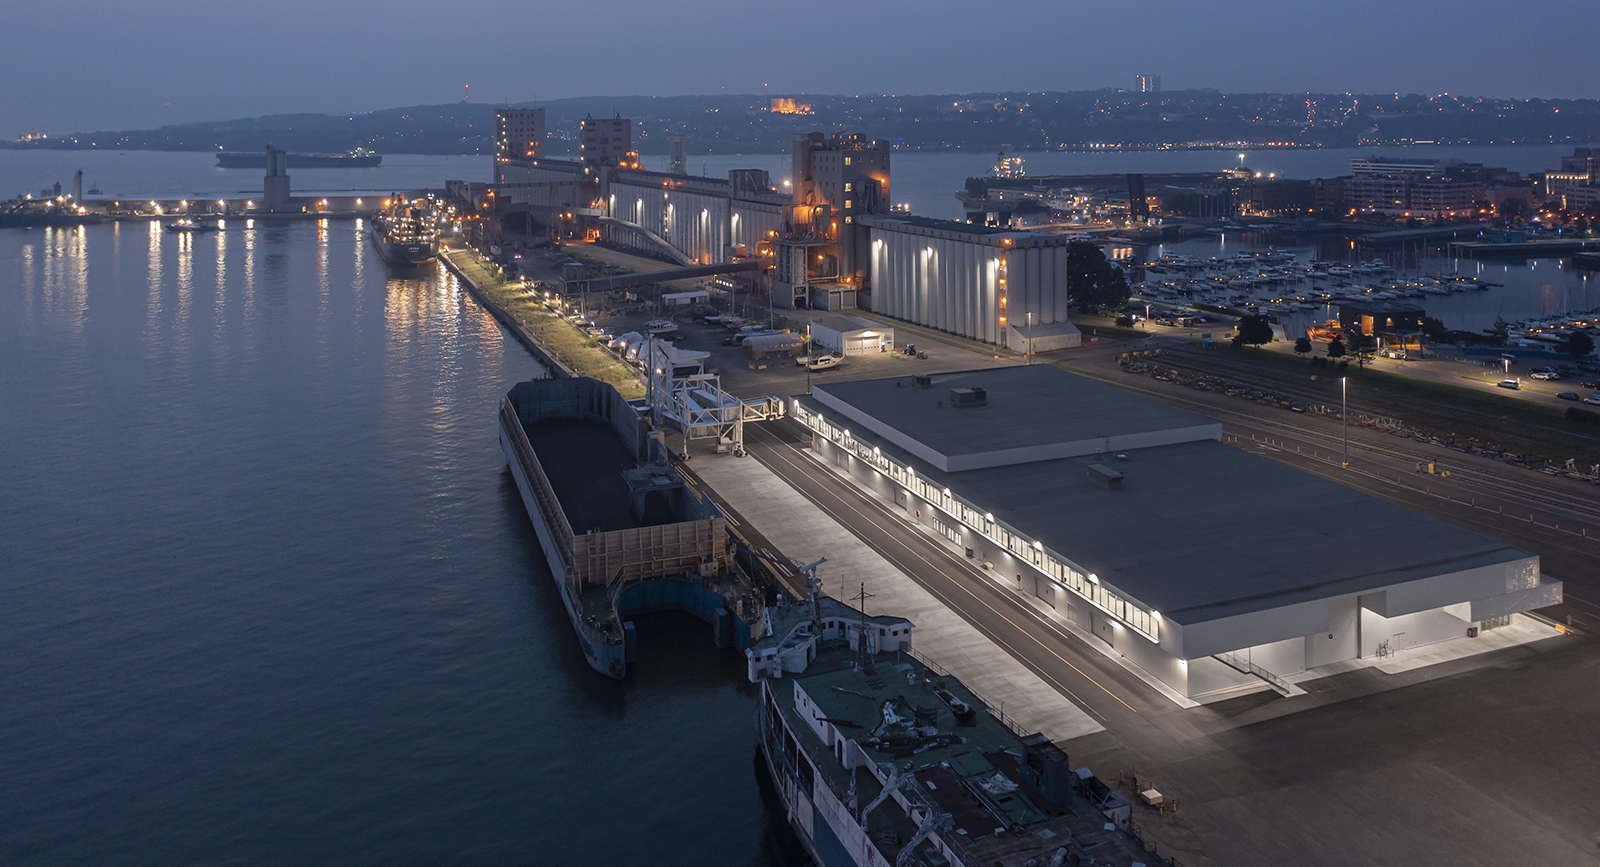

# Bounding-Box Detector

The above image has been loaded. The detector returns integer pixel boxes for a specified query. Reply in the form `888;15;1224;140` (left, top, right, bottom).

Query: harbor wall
442;250;577;378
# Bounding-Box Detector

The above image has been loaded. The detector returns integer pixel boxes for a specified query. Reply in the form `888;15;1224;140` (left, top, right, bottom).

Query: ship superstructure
371;196;440;265
749;583;1154;867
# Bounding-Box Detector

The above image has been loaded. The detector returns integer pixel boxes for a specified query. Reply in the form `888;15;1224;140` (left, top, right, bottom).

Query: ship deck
521;419;673;533
780;646;1151;866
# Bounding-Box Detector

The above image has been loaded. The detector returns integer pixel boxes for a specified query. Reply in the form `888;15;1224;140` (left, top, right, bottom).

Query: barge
498;377;764;677
749;583;1156;867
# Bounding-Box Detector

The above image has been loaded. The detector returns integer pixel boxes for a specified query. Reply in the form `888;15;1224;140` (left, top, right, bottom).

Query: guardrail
1213;650;1295;695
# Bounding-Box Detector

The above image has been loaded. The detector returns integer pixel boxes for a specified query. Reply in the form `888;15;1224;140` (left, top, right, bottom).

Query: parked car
1557;392;1580;401
1496;379;1520;390
1586;394;1600;406
1530;371;1559;380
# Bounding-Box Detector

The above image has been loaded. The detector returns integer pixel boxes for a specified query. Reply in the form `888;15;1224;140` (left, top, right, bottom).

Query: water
0;151;486;200
0;220;799;865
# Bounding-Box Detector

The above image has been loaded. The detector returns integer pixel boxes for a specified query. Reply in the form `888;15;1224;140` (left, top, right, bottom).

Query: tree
1294;336;1313;357
1497;197;1526;220
1066;242;1131;312
1566;331;1595;359
1421;316;1450;344
1235;314;1274;348
1346;324;1376;368
1327;335;1346;359
1488;317;1510;347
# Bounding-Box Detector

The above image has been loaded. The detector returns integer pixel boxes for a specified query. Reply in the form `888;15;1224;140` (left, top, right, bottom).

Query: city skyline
3;0;1597;137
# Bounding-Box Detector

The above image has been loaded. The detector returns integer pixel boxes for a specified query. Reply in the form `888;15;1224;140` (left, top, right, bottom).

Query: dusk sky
4;0;1597;136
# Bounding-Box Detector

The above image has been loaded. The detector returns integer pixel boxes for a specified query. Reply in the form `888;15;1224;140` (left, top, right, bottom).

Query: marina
1129;235;1599;343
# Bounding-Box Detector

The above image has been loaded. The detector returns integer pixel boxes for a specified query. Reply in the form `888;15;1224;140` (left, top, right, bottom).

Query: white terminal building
791;365;1562;699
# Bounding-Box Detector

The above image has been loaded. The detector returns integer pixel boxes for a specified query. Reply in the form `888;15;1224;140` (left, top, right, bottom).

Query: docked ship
215;149;382;168
498;377;767;677
748;583;1154;867
370;197;440;265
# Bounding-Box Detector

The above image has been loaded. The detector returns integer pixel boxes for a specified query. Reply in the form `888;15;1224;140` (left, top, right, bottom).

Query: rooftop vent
1087;463;1124;490
913;374;933;388
948;387;987;407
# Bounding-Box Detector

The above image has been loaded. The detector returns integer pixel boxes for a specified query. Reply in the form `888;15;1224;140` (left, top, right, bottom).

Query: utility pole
1026;311;1033;365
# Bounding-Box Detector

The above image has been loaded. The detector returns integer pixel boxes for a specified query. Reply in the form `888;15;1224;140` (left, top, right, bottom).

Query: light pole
1026;311;1033;365
806;321;814;394
1341;375;1349;467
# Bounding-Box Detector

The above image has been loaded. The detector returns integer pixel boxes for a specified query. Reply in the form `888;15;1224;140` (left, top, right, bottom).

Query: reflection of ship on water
370;196;439;265
216;149;382;169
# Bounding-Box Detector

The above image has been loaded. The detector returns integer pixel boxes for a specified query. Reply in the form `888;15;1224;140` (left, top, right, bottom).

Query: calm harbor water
0;219;798;865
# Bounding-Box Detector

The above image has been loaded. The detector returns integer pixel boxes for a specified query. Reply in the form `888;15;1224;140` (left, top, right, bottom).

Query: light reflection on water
0;220;795;867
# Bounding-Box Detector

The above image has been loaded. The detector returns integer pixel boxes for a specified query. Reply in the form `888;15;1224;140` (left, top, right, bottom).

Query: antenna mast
853;582;876;674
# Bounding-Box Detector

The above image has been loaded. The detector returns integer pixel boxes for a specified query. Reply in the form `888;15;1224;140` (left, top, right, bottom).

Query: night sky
4;0;1596;136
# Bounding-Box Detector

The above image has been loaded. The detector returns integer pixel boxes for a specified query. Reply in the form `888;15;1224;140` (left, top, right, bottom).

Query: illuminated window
844;183;852;192
844;157;851;166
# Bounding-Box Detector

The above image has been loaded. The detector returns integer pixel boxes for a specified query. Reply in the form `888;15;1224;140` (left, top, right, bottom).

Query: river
0;217;800;865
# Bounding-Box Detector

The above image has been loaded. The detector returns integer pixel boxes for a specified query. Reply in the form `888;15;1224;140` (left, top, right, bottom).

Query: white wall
609;179;730;264
1305;595;1360;668
1360;598;1470;657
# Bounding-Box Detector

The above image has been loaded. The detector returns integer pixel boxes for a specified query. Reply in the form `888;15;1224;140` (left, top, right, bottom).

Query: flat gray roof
811;366;1218;471
796;368;1533;625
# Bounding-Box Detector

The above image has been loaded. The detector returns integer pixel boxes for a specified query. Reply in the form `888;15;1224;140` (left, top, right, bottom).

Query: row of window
799;405;1159;642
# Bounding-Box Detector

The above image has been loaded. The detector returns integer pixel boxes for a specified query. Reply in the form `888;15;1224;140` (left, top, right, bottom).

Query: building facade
494;108;546;161
580;114;632;166
862;215;1079;350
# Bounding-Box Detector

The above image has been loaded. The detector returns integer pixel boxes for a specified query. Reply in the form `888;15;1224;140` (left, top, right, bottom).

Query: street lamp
1026;311;1034;365
1341;375;1349;467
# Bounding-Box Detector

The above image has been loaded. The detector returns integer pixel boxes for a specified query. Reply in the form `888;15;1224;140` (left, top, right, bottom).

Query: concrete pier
687;446;1105;743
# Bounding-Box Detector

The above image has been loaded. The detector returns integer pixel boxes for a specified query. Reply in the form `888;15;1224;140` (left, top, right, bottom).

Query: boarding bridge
637;339;784;456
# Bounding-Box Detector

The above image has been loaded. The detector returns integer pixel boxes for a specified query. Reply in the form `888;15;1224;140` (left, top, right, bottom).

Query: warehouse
810;316;894;356
790;365;1561;699
860;215;1080;353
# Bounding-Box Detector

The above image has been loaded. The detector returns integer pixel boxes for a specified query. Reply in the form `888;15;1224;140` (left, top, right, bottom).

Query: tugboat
370;196;439;265
164;217;217;233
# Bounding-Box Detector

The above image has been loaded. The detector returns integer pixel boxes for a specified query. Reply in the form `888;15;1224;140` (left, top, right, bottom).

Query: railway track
1104;354;1600;522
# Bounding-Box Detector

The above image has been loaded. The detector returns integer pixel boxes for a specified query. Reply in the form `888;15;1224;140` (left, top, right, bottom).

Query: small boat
165;218;217;233
87;180;102;195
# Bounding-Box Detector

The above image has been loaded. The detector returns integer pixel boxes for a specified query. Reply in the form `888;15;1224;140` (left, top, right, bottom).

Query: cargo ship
748;583;1156;867
498;377;766;677
370;196;440;265
215;149;381;168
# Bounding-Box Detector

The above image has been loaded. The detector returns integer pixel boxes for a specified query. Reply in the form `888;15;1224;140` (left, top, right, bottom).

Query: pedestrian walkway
691;450;1106;742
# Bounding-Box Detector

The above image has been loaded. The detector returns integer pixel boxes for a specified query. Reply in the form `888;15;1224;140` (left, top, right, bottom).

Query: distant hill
8;91;1599;155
